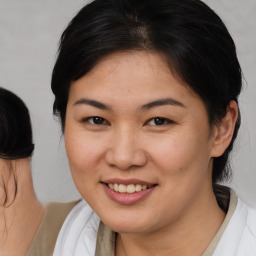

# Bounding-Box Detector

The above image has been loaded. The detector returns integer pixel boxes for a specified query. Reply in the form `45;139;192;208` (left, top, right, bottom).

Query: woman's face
65;51;219;233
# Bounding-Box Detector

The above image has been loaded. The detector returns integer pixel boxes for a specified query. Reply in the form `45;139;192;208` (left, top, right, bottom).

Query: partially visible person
0;87;44;255
0;87;79;255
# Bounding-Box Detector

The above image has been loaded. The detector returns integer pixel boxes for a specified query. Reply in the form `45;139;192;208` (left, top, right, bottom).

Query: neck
116;184;225;256
0;158;44;255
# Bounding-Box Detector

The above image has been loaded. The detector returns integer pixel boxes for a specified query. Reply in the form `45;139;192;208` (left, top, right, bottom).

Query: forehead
69;51;198;104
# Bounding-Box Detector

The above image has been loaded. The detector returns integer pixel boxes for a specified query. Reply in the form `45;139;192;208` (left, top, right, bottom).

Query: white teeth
127;184;136;193
114;183;119;192
135;184;142;192
118;184;127;193
108;183;150;193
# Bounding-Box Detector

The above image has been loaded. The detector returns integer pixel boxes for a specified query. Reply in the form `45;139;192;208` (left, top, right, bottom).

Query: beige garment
26;200;80;256
202;189;237;256
95;221;116;256
95;189;238;256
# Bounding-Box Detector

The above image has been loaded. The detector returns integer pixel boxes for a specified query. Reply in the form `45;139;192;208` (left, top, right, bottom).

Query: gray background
0;0;255;206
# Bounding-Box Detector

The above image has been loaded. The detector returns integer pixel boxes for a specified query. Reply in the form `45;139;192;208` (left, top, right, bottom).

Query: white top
53;200;100;256
53;193;256;256
213;197;256;255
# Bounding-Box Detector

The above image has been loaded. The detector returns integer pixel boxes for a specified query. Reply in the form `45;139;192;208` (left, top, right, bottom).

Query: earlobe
211;101;238;157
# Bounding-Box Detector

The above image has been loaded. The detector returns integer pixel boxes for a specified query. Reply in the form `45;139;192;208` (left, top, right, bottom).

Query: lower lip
102;184;157;205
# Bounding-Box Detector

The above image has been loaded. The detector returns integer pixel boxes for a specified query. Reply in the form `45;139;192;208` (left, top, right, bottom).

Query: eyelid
145;117;175;126
81;116;110;125
80;116;174;127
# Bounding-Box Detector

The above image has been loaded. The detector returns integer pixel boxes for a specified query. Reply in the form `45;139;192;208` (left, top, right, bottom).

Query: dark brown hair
51;0;242;184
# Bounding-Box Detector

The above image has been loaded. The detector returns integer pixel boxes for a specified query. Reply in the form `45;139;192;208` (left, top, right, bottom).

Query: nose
105;128;147;170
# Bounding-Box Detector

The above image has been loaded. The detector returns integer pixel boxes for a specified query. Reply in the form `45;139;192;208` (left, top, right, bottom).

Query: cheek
64;133;100;199
66;136;99;172
147;131;212;177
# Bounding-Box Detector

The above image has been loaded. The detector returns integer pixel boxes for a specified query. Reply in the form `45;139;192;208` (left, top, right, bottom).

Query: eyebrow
140;98;185;110
73;98;112;110
73;97;185;111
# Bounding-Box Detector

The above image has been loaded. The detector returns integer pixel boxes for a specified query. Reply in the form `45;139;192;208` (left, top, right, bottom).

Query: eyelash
82;116;109;126
146;117;174;126
81;116;174;126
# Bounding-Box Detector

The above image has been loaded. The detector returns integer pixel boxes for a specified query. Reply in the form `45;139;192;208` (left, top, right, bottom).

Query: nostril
105;148;147;169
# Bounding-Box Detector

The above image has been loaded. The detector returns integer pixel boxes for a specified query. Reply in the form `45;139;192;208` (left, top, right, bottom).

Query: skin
0;158;44;255
65;51;238;256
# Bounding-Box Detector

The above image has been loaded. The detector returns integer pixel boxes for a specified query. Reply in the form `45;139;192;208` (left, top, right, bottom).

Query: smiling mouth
105;183;156;193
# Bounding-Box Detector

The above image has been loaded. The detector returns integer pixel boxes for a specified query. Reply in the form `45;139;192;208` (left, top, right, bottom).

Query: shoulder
53;200;100;256
235;197;256;235
26;200;81;256
213;192;256;255
238;199;256;250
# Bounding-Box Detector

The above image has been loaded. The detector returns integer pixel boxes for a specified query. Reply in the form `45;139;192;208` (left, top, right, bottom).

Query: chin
101;215;154;234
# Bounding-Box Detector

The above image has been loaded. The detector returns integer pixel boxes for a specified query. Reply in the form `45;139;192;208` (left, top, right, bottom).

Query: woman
0;87;44;255
0;88;78;255
51;0;256;255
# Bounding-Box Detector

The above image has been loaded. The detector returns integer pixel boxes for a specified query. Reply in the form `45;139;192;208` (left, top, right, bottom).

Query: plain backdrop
0;0;255;206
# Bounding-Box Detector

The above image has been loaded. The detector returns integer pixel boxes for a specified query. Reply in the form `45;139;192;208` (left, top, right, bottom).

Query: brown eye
147;117;174;126
91;117;105;124
83;116;108;125
153;118;165;125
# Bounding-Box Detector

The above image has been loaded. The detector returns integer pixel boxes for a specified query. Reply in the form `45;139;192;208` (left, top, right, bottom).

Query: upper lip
101;178;156;186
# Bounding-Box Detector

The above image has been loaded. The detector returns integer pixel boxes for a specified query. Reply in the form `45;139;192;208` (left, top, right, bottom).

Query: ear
211;101;238;157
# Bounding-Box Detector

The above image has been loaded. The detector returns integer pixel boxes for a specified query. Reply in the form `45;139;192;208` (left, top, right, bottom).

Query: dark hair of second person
0;87;34;160
0;87;34;205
